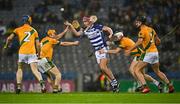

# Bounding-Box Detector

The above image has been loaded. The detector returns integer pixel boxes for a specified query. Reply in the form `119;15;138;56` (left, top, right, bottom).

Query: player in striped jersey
4;15;46;94
99;32;163;92
65;15;119;92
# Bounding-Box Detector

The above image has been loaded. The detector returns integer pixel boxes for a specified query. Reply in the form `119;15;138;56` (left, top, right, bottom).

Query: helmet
135;16;146;23
89;15;97;23
114;32;124;38
22;15;32;25
47;29;56;36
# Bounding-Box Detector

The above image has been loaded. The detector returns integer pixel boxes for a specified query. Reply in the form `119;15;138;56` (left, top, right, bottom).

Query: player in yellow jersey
126;16;174;93
38;28;79;93
4;15;46;94
99;32;163;92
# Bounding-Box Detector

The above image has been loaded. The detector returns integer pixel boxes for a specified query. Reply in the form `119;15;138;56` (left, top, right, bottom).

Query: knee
100;65;107;71
55;73;61;80
154;69;161;74
134;67;140;75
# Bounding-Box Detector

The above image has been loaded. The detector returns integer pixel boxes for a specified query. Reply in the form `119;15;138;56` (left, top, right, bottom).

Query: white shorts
18;54;38;64
37;58;55;73
95;47;108;64
140;52;159;64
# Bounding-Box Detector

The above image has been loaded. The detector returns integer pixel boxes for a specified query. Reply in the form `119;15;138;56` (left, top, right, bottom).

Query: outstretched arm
64;21;83;37
102;26;113;39
125;38;143;56
55;26;69;40
4;33;15;48
99;47;121;54
60;41;79;46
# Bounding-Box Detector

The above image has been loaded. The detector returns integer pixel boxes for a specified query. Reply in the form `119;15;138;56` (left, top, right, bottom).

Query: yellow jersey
13;24;39;54
138;25;158;52
118;37;141;56
40;36;59;60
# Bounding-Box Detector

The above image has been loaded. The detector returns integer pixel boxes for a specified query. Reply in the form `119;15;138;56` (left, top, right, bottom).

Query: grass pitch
0;92;180;103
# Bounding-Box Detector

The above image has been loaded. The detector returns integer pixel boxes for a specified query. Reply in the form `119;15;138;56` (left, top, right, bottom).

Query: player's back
14;24;39;54
139;25;158;52
40;36;58;60
120;37;141;56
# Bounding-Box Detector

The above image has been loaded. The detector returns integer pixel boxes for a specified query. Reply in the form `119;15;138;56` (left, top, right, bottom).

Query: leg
129;61;140;85
134;61;148;86
142;69;163;93
49;66;62;93
151;63;170;84
30;62;46;93
151;63;174;93
30;62;43;81
99;58;114;81
134;61;150;93
45;72;55;87
16;62;23;94
99;58;118;92
129;61;143;92
142;70;159;86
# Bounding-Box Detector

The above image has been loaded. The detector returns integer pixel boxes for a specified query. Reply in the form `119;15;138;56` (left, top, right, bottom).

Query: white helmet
114;32;124;38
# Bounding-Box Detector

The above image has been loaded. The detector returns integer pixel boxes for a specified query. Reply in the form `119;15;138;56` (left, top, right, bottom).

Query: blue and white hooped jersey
84;24;107;51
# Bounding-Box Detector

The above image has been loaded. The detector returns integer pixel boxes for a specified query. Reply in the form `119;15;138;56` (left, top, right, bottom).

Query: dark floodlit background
0;0;179;92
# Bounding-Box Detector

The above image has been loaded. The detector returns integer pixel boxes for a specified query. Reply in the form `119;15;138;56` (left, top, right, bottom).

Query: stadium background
0;0;179;92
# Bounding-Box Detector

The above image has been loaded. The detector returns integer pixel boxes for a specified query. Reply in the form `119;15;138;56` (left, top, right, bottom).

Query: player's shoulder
93;23;103;29
30;26;38;33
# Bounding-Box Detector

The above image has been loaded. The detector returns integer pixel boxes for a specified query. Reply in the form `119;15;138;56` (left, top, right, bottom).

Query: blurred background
0;0;179;92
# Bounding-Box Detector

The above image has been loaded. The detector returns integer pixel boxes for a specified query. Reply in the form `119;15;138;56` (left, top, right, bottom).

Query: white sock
137;81;141;87
153;80;159;86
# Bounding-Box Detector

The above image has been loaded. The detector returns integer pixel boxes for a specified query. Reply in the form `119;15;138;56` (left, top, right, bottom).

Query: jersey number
24;32;31;42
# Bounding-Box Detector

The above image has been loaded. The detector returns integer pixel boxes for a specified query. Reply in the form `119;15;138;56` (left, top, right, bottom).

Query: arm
55;26;69;40
35;39;41;58
99;47;121;54
129;38;143;52
102;26;113;39
155;34;161;45
60;41;79;46
125;38;143;56
64;21;82;37
4;33;15;48
107;48;121;54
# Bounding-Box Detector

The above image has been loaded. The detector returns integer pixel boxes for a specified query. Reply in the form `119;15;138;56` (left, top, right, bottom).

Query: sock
40;80;45;89
137;81;141;87
110;79;118;87
17;83;21;89
53;85;58;92
142;84;147;88
153;80;159;86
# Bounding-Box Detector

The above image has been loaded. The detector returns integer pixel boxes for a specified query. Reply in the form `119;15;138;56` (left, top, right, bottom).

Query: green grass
0;92;180;103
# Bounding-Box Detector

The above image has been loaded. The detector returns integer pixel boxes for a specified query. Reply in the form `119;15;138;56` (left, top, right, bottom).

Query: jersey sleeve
94;24;103;30
51;38;59;45
13;28;18;35
118;41;125;48
152;29;157;36
138;31;145;38
34;30;39;40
